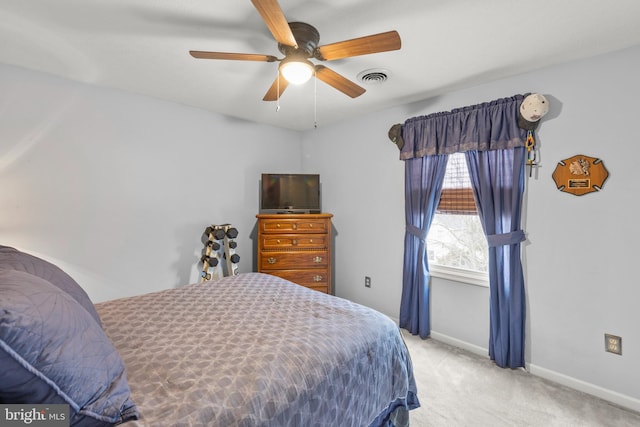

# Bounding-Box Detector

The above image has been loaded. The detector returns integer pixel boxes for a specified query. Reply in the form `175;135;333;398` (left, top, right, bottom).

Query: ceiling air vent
357;68;389;85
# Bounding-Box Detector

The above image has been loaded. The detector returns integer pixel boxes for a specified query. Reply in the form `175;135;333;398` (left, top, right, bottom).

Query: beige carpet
402;330;640;427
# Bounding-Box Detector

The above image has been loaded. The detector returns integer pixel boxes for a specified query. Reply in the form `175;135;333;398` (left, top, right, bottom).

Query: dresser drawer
260;251;328;270
261;234;328;249
266;270;329;293
260;219;329;234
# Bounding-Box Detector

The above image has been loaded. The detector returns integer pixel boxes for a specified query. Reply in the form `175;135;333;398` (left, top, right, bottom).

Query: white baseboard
426;331;640;414
527;363;640;414
430;331;489;358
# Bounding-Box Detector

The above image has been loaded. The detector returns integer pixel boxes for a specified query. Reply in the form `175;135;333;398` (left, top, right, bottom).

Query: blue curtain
399;154;448;338
398;95;528;367
465;148;527;368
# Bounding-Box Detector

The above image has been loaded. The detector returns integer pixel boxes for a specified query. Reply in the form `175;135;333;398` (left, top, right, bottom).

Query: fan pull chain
313;69;318;128
276;73;281;112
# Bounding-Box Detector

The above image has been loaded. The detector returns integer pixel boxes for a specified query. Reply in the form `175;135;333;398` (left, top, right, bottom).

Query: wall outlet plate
605;333;622;355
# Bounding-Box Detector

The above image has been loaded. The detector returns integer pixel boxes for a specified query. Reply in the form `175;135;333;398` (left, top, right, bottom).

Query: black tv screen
260;173;321;213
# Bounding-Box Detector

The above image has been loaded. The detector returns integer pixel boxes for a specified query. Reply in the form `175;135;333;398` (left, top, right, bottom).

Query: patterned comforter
96;273;419;426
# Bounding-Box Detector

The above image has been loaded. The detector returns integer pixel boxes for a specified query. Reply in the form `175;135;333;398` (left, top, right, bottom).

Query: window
427;153;488;286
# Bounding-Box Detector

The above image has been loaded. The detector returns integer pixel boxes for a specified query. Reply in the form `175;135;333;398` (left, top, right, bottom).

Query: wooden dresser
256;213;333;294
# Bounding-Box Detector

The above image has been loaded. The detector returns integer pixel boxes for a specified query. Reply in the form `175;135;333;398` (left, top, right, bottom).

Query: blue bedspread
96;273;419;426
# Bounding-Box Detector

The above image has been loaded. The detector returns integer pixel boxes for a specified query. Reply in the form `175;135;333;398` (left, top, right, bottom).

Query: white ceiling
2;0;640;131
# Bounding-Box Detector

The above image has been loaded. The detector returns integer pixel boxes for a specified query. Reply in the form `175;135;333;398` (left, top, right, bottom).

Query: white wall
2;45;639;411
304;46;640;410
301;107;407;313
0;64;301;302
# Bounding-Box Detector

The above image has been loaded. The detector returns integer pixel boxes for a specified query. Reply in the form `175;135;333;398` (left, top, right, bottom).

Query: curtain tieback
406;224;428;241
486;230;526;247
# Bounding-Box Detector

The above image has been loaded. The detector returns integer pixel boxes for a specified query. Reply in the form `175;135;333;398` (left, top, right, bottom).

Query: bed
1;246;419;426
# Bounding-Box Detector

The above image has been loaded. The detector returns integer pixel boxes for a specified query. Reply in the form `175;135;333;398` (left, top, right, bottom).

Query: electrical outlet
365;276;371;288
605;333;622;355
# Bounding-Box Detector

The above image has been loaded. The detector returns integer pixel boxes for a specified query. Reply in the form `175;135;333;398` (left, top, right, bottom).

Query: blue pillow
0;245;102;326
0;269;138;426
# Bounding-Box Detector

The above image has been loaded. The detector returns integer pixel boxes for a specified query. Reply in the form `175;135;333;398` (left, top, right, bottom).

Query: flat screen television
260;173;321;213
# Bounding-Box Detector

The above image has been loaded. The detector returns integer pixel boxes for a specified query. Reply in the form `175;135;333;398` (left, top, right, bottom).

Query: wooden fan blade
251;0;297;48
263;74;289;101
316;30;401;61
190;51;278;62
315;65;365;98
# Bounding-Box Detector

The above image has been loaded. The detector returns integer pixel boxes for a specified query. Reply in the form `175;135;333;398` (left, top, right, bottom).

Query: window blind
437;153;477;215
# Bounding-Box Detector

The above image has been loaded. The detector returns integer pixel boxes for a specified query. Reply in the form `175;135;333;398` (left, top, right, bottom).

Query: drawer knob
313;256;323;263
267;257;277;264
293;223;297;230
276;239;281;244
276;223;281;228
313;275;323;282
292;239;297;245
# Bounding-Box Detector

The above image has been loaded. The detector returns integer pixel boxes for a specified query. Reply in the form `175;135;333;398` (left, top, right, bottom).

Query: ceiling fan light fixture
279;58;314;85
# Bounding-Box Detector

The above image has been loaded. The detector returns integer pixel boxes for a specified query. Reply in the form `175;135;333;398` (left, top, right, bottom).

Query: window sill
429;264;489;288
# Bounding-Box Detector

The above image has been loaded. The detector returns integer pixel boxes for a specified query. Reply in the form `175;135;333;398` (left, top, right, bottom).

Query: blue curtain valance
399;95;527;160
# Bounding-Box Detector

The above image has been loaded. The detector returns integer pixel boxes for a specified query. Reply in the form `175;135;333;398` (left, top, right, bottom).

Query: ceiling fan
189;0;401;101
